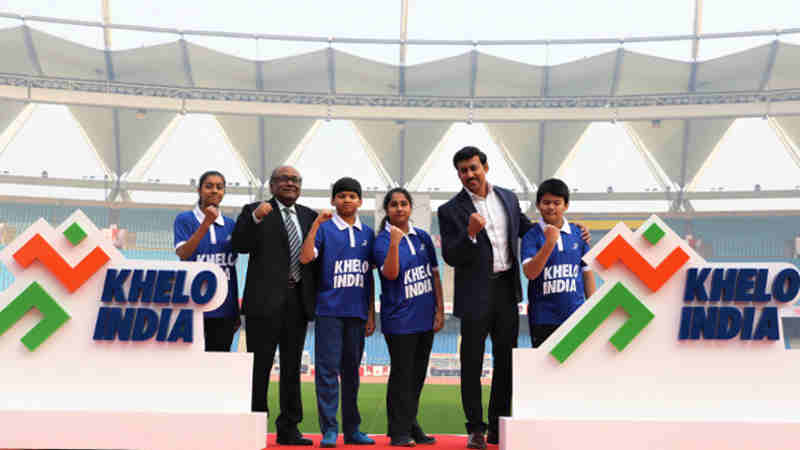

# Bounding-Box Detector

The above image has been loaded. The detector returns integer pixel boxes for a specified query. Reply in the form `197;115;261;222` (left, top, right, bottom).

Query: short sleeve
372;233;389;270
313;223;325;260
580;235;591;269
520;226;543;265
173;213;193;250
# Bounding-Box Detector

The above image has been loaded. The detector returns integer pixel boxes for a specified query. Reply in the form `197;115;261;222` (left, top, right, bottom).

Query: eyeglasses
272;175;303;184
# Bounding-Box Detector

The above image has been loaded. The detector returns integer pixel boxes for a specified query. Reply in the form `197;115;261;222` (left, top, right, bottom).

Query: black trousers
459;271;519;435
530;324;561;348
203;316;237;352
383;330;434;438
246;285;308;435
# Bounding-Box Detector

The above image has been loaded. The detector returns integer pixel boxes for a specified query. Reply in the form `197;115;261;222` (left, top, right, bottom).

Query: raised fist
544;223;560;244
389;224;404;244
254;201;273;220
202;205;219;225
467;212;486;238
316;209;333;224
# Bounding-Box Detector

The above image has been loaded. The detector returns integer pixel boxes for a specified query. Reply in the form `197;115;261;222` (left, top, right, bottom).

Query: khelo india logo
550;215;800;363
0;210;227;351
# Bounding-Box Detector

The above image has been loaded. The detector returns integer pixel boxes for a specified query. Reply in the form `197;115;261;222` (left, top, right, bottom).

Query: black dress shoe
487;430;498;445
276;431;313;446
410;426;436;445
466;432;487;449
390;435;416;447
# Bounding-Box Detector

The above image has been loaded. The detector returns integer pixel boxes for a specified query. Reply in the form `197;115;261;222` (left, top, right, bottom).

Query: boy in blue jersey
521;178;596;348
299;177;376;448
174;170;239;351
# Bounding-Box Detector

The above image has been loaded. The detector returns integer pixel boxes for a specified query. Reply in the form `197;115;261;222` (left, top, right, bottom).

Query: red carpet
264;433;494;449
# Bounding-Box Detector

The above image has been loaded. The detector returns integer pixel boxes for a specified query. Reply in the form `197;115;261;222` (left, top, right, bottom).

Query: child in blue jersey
173;170;239;351
299;177;376;448
373;188;443;447
522;178;596;348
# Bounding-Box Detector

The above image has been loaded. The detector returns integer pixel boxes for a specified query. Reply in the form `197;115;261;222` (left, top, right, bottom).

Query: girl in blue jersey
173;170;239;351
299;177;376;448
522;178;596;348
373;188;444;447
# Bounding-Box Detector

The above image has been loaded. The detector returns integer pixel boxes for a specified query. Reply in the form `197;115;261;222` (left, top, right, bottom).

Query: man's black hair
452;146;487;168
536;178;570;204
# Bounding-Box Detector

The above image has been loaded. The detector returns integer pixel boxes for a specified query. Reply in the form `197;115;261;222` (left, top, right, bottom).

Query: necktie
284;208;302;282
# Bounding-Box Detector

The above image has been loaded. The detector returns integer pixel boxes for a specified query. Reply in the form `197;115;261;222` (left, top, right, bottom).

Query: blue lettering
716;307;741;340
131;308;159;341
684;268;710;302
171;270;190;304
92;307;135;340
753;307;779;340
153;270;175;304
128;269;155;304
709;268;736;301
101;269;130;303
752;269;772;302
772;268;800;303
168;309;193;342
191;270;217;305
156;308;172;341
678;307;693;339
740;307;755;340
689;306;718;339
734;269;756;302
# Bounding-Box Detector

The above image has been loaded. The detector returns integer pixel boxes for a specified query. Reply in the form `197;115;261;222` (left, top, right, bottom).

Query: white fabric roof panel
548;51;617;97
405;53;472;97
112;42;188;86
695;43;773;92
542;121;592;180
29;28;107;80
0;26;37;75
628;118;734;187
261;49;329;93
474;52;544;97
615;51;691;95
772;116;800;152
186;41;258;90
334;50;398;95
216;115;316;183
69;106;176;176
766;42;800;90
0;100;26;137
353;120;452;186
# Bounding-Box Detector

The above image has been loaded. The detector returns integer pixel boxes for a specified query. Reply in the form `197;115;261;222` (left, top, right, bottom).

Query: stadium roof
0;1;799;212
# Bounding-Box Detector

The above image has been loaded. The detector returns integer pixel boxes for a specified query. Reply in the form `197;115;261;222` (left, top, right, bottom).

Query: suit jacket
437;186;532;320
231;198;318;321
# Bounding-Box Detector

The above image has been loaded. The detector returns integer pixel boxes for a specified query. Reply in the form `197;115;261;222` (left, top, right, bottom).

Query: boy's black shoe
466;432;487;449
410;426;436;445
487;430;499;445
276;430;313;446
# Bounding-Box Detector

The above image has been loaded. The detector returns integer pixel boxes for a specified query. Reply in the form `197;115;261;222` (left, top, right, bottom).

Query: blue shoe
320;430;338;448
344;431;375;445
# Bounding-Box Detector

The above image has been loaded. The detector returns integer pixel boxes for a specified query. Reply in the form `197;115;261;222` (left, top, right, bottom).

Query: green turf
266;381;490;435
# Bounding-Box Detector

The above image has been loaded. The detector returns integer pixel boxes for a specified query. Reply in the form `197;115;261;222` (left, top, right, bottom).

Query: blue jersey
373;225;438;335
314;214;374;320
173;206;239;318
521;219;589;325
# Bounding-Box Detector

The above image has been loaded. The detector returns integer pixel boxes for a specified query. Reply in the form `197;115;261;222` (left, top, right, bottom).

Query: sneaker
320;430;338;448
344;431;375;445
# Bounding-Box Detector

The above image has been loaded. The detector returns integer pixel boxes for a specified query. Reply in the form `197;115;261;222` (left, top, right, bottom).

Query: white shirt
252;199;302;241
468;184;511;273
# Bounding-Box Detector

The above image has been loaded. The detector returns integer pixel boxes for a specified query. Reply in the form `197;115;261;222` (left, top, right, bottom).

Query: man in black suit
437;146;588;449
232;165;316;446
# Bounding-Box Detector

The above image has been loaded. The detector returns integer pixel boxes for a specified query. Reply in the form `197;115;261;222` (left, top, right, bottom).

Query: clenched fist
202;205;219;226
467;212;486;238
389;224;404;245
253;201;273;220
543;223;560;244
316;209;333;224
